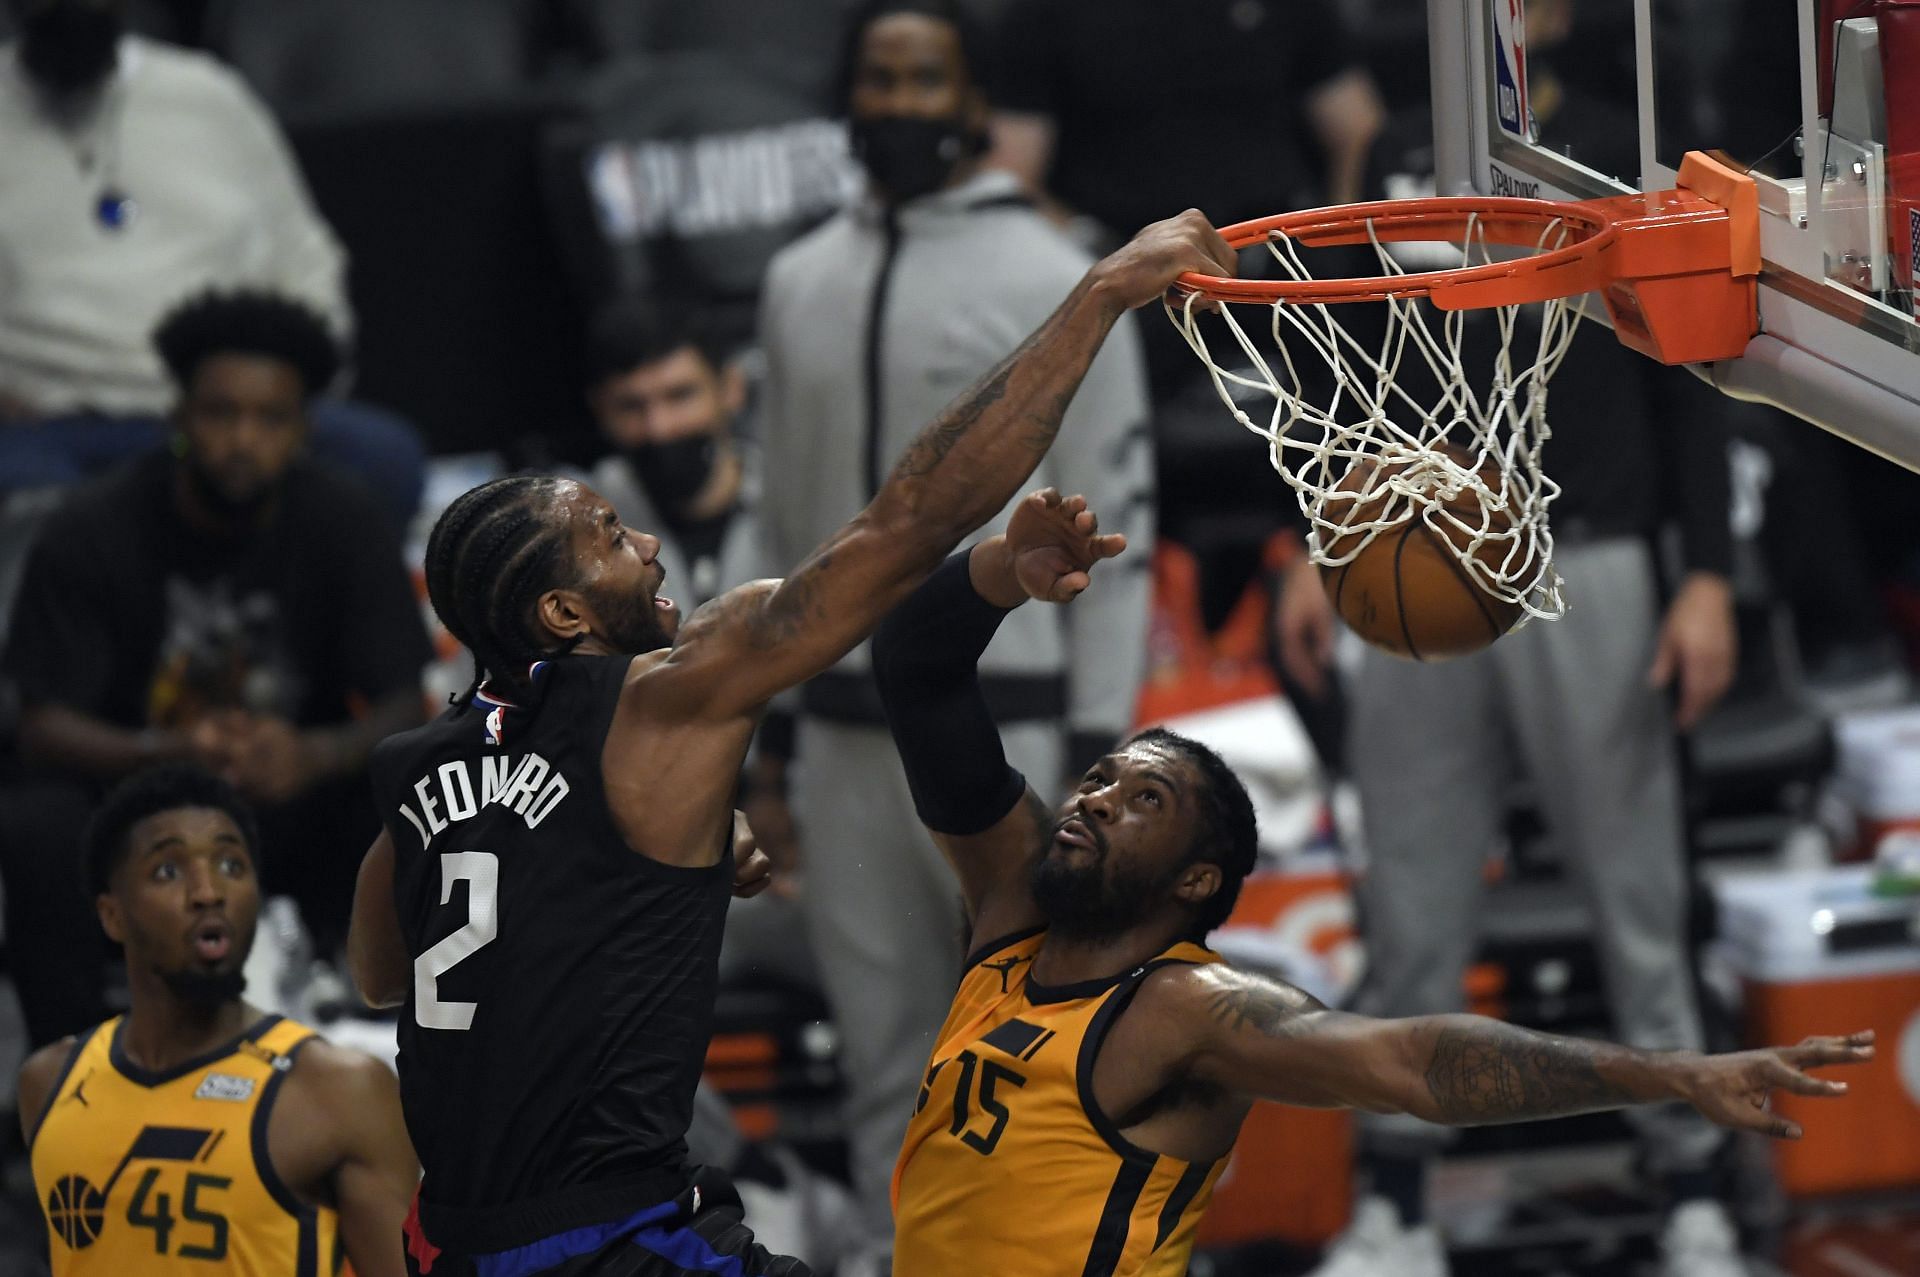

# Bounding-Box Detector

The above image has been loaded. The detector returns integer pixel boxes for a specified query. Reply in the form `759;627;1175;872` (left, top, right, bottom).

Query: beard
183;456;277;524
160;966;247;1007
1030;823;1183;943
583;577;673;655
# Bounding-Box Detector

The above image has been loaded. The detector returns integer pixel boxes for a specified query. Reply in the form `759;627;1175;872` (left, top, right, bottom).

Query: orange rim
1173;196;1616;307
1172;153;1759;363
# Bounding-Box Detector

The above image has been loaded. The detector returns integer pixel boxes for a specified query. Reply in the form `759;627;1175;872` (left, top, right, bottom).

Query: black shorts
404;1170;811;1277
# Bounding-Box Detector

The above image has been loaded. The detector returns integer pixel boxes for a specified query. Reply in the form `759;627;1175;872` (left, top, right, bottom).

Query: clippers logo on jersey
1493;0;1528;139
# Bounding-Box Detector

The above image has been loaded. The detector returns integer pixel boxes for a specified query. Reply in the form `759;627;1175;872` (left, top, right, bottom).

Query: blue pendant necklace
58;76;135;230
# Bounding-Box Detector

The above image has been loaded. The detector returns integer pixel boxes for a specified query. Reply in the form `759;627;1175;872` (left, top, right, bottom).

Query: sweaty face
1032;744;1214;941
177;354;308;518
103;807;259;1006
559;484;678;652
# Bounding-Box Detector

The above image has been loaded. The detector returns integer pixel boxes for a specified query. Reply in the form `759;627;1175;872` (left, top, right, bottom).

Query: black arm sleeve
871;551;1030;837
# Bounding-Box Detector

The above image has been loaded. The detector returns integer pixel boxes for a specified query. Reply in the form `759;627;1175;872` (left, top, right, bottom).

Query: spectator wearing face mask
580;298;807;960
584;299;766;615
574;296;852;1267
754;3;1153;1270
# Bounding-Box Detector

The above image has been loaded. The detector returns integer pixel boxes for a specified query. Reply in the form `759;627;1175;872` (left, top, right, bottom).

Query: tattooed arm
1146;966;1872;1137
640;211;1235;723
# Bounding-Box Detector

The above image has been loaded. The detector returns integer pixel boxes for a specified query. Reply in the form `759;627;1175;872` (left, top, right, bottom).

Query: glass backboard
1429;0;1920;469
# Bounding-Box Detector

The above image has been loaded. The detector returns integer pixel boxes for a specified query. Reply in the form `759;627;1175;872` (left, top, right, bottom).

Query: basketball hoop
1169;151;1758;628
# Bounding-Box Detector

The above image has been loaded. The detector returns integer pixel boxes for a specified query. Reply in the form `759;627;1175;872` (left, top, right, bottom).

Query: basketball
1316;452;1527;660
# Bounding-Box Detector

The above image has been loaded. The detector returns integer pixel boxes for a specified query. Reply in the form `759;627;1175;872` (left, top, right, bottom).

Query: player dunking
871;488;1873;1277
19;765;418;1276
343;213;1237;1276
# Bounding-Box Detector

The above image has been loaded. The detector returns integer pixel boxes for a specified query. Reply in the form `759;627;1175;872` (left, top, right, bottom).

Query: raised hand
1675;1031;1874;1138
1647;571;1738;730
1090;209;1237;312
1003;488;1128;604
1274;555;1338;699
729;809;775;899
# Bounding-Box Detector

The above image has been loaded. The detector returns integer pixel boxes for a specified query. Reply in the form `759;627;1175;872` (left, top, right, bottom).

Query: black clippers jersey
368;656;733;1253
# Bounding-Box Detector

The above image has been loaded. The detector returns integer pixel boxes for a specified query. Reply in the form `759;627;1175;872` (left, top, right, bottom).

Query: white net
1167;213;1588;622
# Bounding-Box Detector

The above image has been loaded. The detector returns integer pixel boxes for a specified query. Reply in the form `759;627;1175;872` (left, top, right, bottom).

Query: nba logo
485;705;507;747
1493;0;1528;138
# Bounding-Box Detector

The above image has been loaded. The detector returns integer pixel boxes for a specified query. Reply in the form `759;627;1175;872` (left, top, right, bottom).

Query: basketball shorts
403;1169;812;1277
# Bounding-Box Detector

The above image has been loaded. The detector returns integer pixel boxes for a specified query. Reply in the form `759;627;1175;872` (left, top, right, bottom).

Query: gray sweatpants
792;716;1060;1248
1349;538;1722;1174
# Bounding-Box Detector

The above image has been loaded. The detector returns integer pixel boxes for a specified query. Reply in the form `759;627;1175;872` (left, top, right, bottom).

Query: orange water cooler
1833;706;1920;861
1716;868;1920;1196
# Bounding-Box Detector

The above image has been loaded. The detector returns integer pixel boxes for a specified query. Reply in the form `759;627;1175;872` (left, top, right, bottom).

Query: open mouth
191;921;232;964
1053;818;1100;854
654;595;675;612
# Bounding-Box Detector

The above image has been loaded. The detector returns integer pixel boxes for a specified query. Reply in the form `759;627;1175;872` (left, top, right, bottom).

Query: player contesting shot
18;765;419;1277
344;212;1237;1276
870;487;1873;1277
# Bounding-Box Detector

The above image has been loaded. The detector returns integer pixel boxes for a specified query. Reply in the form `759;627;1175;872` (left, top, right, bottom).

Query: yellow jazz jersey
29;1014;340;1276
892;930;1226;1277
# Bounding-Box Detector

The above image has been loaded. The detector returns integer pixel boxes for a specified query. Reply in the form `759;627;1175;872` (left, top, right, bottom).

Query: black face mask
625;435;718;520
20;4;123;99
850;114;975;204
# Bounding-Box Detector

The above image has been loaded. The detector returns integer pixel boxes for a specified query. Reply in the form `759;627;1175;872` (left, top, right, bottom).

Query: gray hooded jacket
757;168;1154;768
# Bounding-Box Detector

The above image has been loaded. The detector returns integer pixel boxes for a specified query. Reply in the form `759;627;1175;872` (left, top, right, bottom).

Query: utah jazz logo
47;1125;231;1256
45;1174;107;1249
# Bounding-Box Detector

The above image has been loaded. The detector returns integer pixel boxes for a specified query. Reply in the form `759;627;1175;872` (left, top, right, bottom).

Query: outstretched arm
643;213;1233;723
1154;966;1872;1136
873;490;1125;944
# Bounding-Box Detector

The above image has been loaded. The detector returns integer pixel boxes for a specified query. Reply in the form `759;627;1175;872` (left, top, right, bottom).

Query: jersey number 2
415;851;499;1030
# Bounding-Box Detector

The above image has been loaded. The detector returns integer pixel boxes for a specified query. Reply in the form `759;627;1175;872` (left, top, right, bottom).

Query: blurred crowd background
3;1;1919;1274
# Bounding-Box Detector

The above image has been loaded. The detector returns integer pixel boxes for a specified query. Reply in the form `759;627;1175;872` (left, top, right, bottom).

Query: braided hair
424;476;584;704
